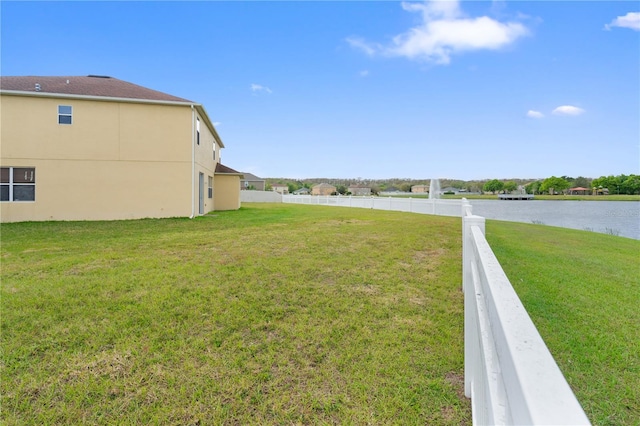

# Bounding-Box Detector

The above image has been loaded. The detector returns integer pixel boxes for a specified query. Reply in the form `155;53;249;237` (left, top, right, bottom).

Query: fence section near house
283;194;464;217
461;200;590;425
240;191;282;203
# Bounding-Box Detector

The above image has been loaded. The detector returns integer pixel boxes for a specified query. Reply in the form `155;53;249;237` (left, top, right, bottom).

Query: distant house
411;185;429;193
240;173;266;191
0;75;242;222
271;183;289;195
348;185;371;196
293;187;310;195
311;183;336;196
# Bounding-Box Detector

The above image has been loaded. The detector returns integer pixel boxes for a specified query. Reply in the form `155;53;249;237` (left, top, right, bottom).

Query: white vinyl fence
283;194;463;217
462;200;590;425
283;194;590;424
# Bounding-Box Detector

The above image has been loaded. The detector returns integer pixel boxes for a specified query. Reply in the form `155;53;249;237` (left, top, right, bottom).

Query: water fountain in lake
429;178;441;199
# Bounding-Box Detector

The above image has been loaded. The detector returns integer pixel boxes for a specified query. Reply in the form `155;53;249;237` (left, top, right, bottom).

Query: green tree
504;181;518;193
572;176;591;188
525;181;542;194
483;179;504;194
540;176;570;194
622;175;640;194
336;185;348;195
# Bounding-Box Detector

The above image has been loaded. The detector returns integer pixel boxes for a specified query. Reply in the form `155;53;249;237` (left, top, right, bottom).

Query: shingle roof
0;75;192;103
240;173;264;181
215;163;243;176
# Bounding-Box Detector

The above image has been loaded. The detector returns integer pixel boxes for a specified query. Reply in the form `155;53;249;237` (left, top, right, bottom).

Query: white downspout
189;105;195;219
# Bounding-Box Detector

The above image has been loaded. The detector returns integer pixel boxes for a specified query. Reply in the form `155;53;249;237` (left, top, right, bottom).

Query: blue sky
2;1;638;180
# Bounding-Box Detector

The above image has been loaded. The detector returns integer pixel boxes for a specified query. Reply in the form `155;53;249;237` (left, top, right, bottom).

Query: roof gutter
0;89;194;107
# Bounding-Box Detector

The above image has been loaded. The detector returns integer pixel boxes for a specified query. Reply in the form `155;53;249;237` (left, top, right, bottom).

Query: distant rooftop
0;75;192;103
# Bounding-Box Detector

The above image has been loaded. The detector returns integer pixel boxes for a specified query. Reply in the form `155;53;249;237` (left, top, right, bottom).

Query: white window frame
196;118;200;145
1;167;36;202
58;105;72;125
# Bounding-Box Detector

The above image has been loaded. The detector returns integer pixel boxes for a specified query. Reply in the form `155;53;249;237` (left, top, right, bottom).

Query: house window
1;167;36;202
58;105;72;124
208;176;213;198
196;118;200;145
212;141;216;160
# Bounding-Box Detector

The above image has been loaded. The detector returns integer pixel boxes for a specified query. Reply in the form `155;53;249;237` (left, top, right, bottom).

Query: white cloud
526;110;544;118
359;70;370;77
347;0;529;64
213;122;221;127
605;12;640;31
552;105;585;116
345;37;377;56
250;83;272;94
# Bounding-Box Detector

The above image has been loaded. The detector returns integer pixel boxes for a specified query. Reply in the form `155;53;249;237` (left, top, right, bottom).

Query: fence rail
283;194;463;217
283;194;590;424
461;200;590;425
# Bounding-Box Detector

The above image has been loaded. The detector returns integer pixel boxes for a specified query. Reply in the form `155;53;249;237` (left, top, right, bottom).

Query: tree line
264;174;639;196
483;174;639;195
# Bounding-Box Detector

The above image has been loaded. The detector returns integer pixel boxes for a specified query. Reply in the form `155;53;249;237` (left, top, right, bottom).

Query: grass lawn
1;203;470;424
441;194;640;201
486;221;640;425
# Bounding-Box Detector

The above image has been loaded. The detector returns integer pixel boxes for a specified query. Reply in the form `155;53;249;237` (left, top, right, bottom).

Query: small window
58;105;72;124
196;118;200;145
212;141;216;160
1;167;35;202
208;176;213;198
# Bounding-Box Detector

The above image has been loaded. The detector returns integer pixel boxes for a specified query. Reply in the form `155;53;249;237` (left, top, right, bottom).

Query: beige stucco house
348;185;371;196
0;75;242;222
411;184;429;193
311;183;336;196
271;183;289;195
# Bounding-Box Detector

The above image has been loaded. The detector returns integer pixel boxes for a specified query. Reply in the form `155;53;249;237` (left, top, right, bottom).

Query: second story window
212;141;216;160
58;105;72;124
196;118;200;145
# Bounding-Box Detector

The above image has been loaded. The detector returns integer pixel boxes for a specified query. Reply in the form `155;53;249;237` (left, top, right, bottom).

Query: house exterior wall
241;180;266;191
272;185;289;195
311;184;336;196
348;187;371;196
214;174;241;210
1;93;222;222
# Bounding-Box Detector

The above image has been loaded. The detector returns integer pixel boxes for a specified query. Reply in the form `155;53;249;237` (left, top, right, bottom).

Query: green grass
440;194;640;201
486;221;640;425
384;193;639;201
1;204;470;424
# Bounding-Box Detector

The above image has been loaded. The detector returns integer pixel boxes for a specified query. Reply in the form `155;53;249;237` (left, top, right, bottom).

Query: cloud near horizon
526;110;544;118
346;0;529;64
604;12;640;31
250;83;272;94
552;105;585;116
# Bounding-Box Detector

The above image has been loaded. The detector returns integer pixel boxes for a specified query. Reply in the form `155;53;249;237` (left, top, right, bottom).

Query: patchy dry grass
1;203;470;424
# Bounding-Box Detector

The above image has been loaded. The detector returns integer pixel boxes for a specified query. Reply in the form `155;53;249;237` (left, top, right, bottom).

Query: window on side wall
58;105;72;124
1;167;36;202
212;141;216;161
208;176;213;198
197;118;200;145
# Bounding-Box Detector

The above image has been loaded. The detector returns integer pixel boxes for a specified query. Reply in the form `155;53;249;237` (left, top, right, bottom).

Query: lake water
467;200;640;240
